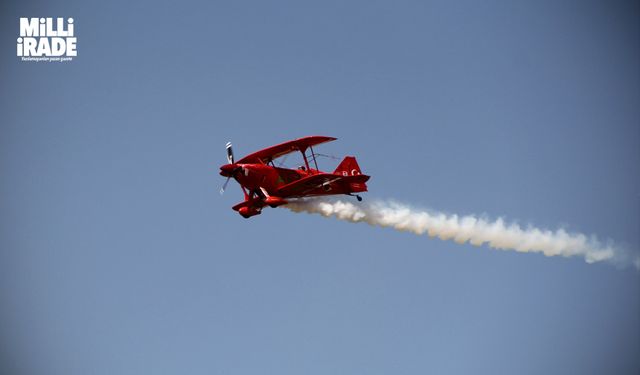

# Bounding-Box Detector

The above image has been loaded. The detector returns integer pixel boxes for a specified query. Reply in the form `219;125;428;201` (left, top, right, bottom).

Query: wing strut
301;148;311;172
310;146;320;172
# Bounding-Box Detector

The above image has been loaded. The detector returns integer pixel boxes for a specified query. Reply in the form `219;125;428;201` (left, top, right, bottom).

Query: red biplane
219;136;370;218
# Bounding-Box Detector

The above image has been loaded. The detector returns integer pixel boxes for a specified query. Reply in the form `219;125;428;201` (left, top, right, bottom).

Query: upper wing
235;136;336;164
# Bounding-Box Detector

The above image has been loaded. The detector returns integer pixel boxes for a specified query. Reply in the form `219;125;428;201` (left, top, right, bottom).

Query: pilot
298;165;306;171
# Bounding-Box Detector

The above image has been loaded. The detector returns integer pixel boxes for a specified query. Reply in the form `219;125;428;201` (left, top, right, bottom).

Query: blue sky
1;0;639;374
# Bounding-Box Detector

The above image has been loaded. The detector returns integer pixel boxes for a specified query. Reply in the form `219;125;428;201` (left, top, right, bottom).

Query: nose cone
220;163;237;177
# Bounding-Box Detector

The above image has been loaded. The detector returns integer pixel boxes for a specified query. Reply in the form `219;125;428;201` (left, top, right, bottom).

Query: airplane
219;136;370;218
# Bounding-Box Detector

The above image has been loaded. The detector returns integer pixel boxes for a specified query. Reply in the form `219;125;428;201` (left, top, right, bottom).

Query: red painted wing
235;136;336;164
276;173;369;198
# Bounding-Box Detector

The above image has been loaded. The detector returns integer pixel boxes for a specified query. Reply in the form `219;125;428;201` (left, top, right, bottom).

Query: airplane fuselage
220;163;314;196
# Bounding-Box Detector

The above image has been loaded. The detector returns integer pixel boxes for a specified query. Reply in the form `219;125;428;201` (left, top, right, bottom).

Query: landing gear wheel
356;195;363;202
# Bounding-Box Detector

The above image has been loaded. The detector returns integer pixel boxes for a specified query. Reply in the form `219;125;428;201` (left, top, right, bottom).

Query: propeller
220;141;235;195
226;142;234;164
220;176;231;194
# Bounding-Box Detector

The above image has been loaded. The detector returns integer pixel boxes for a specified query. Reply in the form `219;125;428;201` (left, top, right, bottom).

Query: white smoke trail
284;198;637;268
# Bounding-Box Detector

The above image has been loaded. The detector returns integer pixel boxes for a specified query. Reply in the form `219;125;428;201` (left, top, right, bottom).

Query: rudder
334;156;363;176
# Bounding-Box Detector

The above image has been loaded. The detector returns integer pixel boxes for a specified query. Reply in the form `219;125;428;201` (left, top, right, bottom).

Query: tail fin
334;156;363;176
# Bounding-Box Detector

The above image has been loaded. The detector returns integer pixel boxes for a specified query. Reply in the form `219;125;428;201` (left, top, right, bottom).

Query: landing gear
348;193;363;201
238;206;261;218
